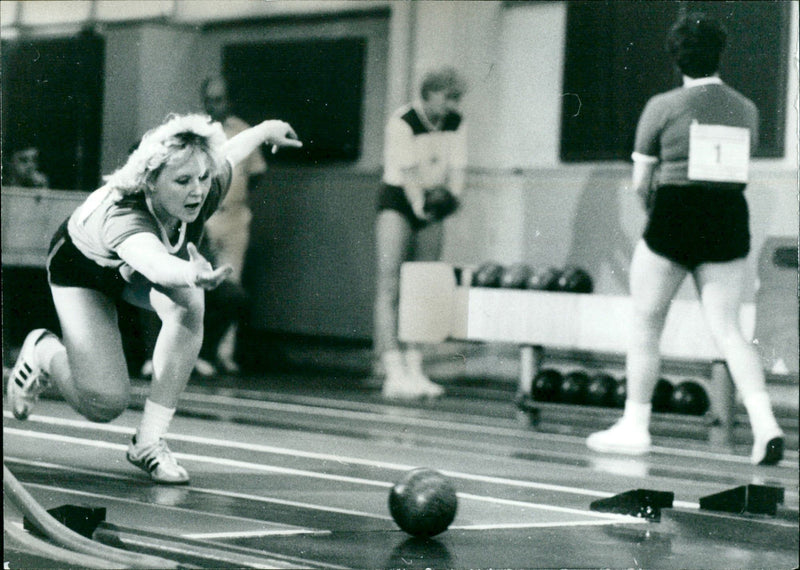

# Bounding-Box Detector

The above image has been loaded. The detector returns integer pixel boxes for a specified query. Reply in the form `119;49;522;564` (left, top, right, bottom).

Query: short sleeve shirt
67;160;232;279
633;79;759;188
382;102;467;189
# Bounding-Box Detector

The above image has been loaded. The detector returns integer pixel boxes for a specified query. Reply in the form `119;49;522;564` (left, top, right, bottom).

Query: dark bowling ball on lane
670;380;710;415
500;263;533;289
556;266;594;293
532;368;563;402
472;262;504;288
651;378;674;413
612;378;627;408
389;468;458;538
559;370;591;404
527;267;562;291
585;373;617;407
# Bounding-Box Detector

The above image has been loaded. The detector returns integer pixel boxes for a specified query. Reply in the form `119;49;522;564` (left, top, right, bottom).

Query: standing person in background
197;75;268;375
3;145;50;188
374;67;468;399
587;12;784;465
7;113;301;484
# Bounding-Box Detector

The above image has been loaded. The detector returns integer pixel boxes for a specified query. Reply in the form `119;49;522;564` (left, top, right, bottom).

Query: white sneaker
380;351;425;400
7;329;54;420
193;358;217;377
405;350;444;398
587;420;651;455
140;360;154;378
126;436;190;484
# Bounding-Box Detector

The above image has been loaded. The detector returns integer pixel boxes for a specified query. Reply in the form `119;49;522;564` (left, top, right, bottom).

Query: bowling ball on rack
558;369;591;404
585;373;618;407
526;267;562;291
556;266;594;293
651;378;675;413
500;263;533;289
670;380;710;415
389;468;458;538
472;262;504;288
612;377;627;408
532;368;563;402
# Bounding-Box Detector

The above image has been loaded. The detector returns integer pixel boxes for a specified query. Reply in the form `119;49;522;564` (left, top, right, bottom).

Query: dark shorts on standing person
377;184;428;231
47;218;128;301
643;184;750;270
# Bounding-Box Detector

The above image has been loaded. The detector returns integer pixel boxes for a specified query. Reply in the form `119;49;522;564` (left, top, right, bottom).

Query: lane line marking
5;430;653;518
5;413;711;507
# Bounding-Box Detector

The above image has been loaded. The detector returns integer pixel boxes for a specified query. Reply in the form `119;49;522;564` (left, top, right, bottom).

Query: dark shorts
377;184;428;230
47;218;127;301
643;185;750;270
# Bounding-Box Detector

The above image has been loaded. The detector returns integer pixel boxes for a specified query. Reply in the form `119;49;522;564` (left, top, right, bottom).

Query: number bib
688;122;750;183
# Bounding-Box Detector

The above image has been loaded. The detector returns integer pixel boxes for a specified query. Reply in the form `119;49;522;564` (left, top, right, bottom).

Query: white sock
136;399;176;446
35;335;66;376
404;349;425;376
742;391;782;439
621;400;652;430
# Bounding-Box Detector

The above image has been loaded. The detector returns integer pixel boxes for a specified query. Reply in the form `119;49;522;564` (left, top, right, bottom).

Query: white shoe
7;329;54;420
405;350;444;398
193;358;217;377
587;420;651;455
126;436;190;484
216;355;240;375
380;351;426;400
140;360;154;378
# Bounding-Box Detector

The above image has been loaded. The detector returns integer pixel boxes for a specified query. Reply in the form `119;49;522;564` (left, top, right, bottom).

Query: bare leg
48;285;131;422
587;240;685;454
693;260;783;464
374;210;413;357
626;240;687;404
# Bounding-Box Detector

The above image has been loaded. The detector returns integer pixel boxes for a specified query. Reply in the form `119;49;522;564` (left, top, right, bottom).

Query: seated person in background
3;145;50;188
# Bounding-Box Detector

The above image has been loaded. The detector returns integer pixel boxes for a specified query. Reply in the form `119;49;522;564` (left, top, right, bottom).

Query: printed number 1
715;144;721;163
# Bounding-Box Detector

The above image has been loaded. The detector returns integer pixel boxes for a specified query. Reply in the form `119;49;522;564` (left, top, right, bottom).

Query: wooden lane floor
3;377;798;569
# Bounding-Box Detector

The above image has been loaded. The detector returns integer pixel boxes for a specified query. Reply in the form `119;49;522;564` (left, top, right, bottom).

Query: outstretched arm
223;120;303;167
117;235;232;290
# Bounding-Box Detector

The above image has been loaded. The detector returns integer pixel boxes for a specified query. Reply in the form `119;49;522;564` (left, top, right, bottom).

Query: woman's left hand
262;120;304;154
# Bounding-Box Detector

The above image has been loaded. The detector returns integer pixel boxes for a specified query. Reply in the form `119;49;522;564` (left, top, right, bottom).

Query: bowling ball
556;266;593;293
532;368;563;402
585;373;617;407
389;468;458;537
527;267;562;291
651;378;674;413
670;380;710;415
472;262;504;288
612;378;627;408
558;370;591;404
500;263;533;289
423;186;460;221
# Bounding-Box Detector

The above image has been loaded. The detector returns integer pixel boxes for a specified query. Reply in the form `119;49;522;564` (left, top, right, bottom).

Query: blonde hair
105;114;227;196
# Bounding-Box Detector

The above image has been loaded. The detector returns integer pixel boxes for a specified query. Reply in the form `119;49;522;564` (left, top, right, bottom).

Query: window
223;38;366;164
560;1;790;161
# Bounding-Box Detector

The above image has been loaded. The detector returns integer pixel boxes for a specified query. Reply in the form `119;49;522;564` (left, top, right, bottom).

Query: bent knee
77;390;130;422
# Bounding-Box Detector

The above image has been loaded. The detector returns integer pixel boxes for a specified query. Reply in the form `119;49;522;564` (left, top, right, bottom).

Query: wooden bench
398;261;757;447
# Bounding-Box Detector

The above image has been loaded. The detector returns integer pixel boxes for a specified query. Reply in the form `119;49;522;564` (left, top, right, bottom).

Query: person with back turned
587;12;783;465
